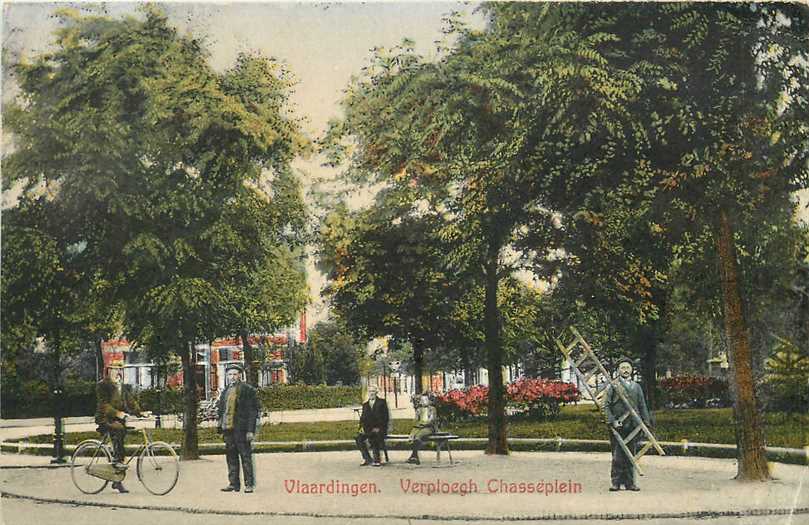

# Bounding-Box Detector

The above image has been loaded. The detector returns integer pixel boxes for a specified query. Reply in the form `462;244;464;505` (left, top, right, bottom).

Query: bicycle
70;417;180;496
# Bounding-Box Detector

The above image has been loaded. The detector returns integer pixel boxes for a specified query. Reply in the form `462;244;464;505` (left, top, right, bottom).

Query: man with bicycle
95;362;143;493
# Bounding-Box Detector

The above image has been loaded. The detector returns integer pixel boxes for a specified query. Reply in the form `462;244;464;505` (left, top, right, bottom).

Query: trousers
100;423;127;462
355;431;384;462
224;430;254;488
609;425;639;488
409;426;434;458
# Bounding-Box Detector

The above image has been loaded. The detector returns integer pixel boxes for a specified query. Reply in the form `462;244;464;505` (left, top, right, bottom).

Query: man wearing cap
217;363;260;493
95;364;142;493
604;357;652;492
355;385;389;466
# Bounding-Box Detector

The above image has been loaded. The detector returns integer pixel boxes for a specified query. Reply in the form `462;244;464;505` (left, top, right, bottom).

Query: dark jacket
95;380;142;427
217;381;260;434
359;397;389;435
604;379;651;429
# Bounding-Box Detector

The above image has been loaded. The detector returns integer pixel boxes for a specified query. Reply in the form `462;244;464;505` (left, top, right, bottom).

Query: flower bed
435;379;580;422
659;375;730;408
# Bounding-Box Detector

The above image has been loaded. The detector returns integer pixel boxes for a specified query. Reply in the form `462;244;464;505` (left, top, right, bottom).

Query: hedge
1;380;96;419
134;385;362;416
257;385;362;411
659;375;730;408
135;387;185;415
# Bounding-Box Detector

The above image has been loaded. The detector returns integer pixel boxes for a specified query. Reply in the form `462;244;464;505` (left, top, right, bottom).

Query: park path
2;451;807;521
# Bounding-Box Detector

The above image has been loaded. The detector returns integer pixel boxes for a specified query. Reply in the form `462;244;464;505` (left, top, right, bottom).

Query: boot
111;481;129;494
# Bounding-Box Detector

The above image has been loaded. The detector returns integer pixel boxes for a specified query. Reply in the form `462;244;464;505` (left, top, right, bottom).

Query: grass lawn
22;406;807;449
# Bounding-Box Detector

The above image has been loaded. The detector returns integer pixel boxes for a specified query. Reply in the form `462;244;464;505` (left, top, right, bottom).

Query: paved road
2;451;807;522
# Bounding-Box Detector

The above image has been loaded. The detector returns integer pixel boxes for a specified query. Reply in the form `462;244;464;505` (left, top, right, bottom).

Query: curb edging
3;437;807;468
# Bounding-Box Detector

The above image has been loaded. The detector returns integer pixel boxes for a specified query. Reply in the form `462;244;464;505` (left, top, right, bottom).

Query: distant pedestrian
604;357;651;492
217;363;260;493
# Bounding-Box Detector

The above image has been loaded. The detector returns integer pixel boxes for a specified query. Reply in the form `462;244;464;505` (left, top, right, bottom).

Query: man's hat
225;363;244;373
615;356;635;367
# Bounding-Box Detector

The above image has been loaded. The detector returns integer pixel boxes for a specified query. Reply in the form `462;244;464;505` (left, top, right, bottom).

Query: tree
213;54;310;387
307;321;364;386
321;28;546;453
318;197;470;393
0;197;116;405
4;7;309;459
482;2;809;479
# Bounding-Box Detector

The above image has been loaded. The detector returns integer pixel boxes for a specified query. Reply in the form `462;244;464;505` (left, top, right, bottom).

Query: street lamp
389;361;401;408
51;386;66;464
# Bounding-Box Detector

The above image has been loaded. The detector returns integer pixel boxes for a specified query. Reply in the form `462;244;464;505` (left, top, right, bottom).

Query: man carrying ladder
556;326;664;493
604;357;652;492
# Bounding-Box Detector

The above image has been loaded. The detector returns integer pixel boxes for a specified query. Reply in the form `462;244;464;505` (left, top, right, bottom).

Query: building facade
101;313;307;398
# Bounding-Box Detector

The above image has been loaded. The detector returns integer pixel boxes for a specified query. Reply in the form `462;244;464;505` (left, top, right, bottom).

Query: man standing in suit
604;357;652;492
355;385;389;467
217;363;260;493
95;363;142;493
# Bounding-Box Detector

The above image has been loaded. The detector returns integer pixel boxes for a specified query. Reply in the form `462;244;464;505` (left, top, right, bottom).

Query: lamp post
389;361;401;408
155;386;163;429
51;386;66;464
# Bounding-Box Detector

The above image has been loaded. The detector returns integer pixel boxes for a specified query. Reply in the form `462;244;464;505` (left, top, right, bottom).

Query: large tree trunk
241;330;258;387
179;342;200;460
717;209;770;481
484;246;508;455
413;339;424;394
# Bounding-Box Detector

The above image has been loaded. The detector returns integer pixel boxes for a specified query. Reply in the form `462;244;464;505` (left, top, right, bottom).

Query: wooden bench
382;432;460;465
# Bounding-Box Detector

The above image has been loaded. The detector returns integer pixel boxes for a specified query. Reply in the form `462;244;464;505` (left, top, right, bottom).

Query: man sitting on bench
406;392;437;465
356;385;389;467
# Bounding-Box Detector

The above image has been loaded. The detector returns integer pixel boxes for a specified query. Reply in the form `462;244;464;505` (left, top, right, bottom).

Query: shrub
257;384;362;412
760;375;809;414
435;380;580;423
1;379;96;418
136;387;185;415
659;375;730;408
507;378;581;420
435;385;490;423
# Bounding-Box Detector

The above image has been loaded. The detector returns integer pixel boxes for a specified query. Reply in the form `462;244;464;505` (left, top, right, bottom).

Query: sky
1;1;486;324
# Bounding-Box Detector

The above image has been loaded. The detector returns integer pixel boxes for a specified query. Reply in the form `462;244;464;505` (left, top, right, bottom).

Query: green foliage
307;321;364;386
760;376;809;414
1;379;96;419
3;7;311;458
285;342;325;385
4;7;310;349
761;336;809;413
135;387;185;415
257;385;361;411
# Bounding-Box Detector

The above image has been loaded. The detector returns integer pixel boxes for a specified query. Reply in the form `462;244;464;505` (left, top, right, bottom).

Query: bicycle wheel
71;440;112;494
137;441;179;495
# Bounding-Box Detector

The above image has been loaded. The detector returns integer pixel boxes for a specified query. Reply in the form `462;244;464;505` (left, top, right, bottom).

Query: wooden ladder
555;325;665;475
